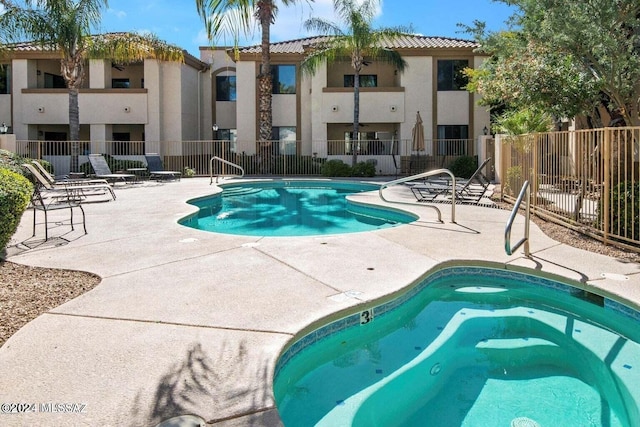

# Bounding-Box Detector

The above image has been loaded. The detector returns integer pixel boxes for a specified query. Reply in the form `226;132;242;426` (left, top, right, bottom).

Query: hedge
0;168;33;252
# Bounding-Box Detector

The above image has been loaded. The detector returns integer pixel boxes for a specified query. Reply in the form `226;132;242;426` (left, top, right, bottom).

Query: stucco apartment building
0;39;212;167
0;34;490;174
203;35;490;168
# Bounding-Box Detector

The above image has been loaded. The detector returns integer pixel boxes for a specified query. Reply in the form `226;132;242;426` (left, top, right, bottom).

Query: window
112;78;130;89
111;132;144;155
0;65;10;94
271;65;296;94
437;60;468;91
43;132;69;155
344;75;377;88
437;125;469;155
216;128;237;152
271;126;296;155
216;75;236;101
44;73;66;88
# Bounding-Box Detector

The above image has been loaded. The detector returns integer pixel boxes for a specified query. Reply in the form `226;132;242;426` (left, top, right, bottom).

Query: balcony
322;87;405;123
20;88;148;124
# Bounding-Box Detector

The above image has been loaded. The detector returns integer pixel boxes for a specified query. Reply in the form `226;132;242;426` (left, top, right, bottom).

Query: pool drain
429;363;441;375
511;417;540;427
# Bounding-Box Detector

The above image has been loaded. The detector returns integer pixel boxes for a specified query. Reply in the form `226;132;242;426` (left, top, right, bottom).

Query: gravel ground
0;262;100;347
1;210;638;348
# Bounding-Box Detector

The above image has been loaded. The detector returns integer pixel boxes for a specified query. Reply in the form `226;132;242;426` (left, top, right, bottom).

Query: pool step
222;187;262;197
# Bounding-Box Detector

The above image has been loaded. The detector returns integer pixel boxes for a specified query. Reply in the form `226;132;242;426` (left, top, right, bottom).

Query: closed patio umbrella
412;111;425;153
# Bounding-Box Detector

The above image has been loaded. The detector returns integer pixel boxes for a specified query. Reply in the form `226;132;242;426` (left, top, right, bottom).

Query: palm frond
86;32;184;63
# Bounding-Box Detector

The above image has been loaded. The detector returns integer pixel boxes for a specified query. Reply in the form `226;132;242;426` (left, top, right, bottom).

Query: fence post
603;128;610;246
532;133;539;209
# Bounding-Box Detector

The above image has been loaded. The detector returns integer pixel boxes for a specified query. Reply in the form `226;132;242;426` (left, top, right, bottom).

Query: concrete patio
1;177;639;427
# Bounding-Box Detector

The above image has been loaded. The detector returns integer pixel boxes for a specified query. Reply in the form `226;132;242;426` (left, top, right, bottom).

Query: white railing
379;169;457;223
505;181;531;257
210;156;244;184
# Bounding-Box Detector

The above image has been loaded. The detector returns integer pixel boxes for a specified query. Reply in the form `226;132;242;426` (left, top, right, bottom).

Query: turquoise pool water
180;180;416;236
274;267;640;427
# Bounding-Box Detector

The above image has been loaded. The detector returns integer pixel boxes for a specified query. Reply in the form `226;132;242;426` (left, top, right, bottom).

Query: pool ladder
210;156;245;184
505;181;531;257
379;169;457;223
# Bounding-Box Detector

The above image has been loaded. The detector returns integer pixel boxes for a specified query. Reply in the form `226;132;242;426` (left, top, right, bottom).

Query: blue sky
99;0;515;57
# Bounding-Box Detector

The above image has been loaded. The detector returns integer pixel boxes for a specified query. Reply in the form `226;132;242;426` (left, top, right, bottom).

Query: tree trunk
69;88;80;172
62;54;84;173
257;2;273;173
352;69;360;166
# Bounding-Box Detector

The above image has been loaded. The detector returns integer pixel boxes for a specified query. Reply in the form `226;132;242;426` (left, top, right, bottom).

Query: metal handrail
505;180;531;256
379;169;457;223
209;156;245;184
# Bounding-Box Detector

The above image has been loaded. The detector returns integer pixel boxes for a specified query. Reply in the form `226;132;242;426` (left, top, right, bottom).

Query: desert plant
0;149;28;175
599;181;640;240
351;161;376;177
34;159;54;175
321;159;352;177
449;156;477;179
184;167;196;178
0;168;33;252
504;166;522;197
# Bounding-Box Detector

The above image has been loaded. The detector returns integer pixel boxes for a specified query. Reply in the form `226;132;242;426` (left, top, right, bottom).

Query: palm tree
0;1;184;172
195;0;312;158
301;0;408;166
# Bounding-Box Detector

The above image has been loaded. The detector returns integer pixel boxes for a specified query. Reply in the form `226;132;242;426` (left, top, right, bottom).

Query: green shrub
321;159;351;177
0;149;28;175
0;168;33;252
34;159;54;175
351;161;376;177
449;156;478;179
600;181;640;240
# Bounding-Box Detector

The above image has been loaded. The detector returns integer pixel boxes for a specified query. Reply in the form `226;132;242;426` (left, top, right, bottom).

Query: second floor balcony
21;88;148;124
321;88;405;123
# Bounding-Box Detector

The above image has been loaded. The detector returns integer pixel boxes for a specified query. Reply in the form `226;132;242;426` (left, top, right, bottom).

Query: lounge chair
32;160;111;187
145;153;181;181
23;163;116;202
22;164;88;241
87;154;136;184
424;157;492;188
410;157;493;204
411;177;490;205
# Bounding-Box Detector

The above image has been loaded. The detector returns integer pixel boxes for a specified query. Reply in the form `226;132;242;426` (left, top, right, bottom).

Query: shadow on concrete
7;231;86;255
131;341;275;427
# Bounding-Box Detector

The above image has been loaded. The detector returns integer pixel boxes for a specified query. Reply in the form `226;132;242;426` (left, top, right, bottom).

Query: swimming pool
180;180;417;236
274;266;640;427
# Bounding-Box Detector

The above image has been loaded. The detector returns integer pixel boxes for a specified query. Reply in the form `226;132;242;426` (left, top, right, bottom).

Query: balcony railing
12;138;479;178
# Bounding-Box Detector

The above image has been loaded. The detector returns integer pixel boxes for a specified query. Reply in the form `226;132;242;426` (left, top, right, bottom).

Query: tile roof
5;33;207;69
5;40;58;52
238;35;479;54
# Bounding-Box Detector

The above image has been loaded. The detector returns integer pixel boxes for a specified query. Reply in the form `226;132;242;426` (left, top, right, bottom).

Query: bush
351;161;376;177
449;156;478;179
0;168;33;252
0;149;28;175
321;160;352;177
600;181;640;240
34;159;54;175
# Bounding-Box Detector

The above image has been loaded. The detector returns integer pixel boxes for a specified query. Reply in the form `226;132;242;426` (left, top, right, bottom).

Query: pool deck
1;178;639;427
